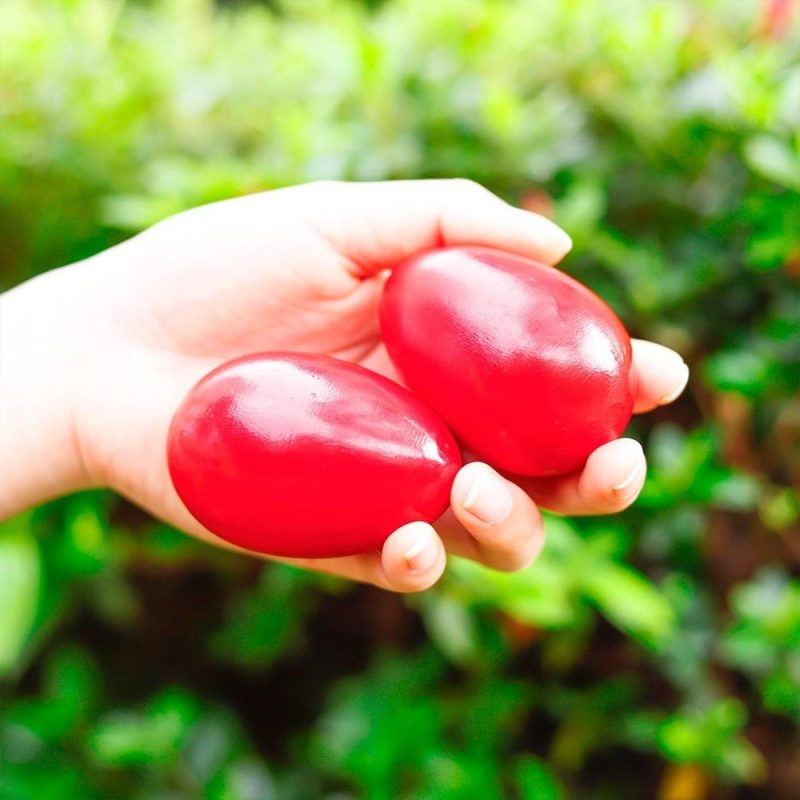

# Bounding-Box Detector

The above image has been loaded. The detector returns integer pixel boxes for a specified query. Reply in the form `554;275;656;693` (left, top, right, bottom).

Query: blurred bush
1;0;798;798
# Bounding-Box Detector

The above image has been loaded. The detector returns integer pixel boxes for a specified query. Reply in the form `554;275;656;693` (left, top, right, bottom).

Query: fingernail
658;360;690;405
613;458;646;496
463;468;513;524
403;524;438;572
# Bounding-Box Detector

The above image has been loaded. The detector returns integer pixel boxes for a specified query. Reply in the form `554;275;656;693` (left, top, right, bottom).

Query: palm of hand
80;187;389;526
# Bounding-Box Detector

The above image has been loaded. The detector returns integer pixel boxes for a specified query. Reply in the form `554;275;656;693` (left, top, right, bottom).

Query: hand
0;180;689;591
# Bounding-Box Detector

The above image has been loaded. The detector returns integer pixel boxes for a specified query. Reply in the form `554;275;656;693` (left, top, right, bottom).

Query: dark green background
1;1;798;798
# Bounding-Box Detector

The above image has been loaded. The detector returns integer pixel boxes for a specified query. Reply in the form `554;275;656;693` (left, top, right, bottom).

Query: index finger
276;178;573;277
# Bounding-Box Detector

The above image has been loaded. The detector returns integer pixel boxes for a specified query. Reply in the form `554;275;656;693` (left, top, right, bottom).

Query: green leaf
743;136;800;191
655;698;766;781
211;565;319;668
215;758;278;800
420;592;479;665
88;688;200;766
582;564;676;647
0;518;41;677
5;646;101;743
704;350;771;397
762;669;800;717
514;756;563;800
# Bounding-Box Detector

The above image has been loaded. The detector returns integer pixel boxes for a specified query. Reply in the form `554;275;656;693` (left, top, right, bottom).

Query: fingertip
452;462;513;525
581;438;647;511
508;207;572;264
631;339;690;412
381;521;446;593
657;361;690;406
542;221;573;263
451;462;544;572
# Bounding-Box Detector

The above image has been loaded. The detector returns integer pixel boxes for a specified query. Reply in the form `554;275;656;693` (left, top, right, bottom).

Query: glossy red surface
380;247;635;477
167;353;461;557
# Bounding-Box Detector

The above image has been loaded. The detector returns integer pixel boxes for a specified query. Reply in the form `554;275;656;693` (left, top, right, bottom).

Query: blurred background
1;0;799;798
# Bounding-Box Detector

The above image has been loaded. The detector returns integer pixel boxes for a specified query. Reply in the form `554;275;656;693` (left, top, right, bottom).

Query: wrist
0;260;108;517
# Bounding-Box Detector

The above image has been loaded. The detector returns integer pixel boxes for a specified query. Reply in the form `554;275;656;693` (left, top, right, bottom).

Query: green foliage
435;518;676;649
721;569;800;720
655;699;767;783
1;0;798;798
0;519;40;677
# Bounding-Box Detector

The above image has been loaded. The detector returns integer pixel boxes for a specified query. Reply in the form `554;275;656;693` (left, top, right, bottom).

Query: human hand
0;180;689;591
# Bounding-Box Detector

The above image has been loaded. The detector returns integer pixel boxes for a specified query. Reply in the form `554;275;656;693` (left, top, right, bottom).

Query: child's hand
1;180;689;591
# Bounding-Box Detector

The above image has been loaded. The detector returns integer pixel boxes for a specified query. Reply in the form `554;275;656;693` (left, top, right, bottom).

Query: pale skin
0;180;690;592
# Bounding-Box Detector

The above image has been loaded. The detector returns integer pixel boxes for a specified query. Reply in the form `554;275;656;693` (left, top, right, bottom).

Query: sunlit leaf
0;518;40;677
582;564;676;647
743;135;800;191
